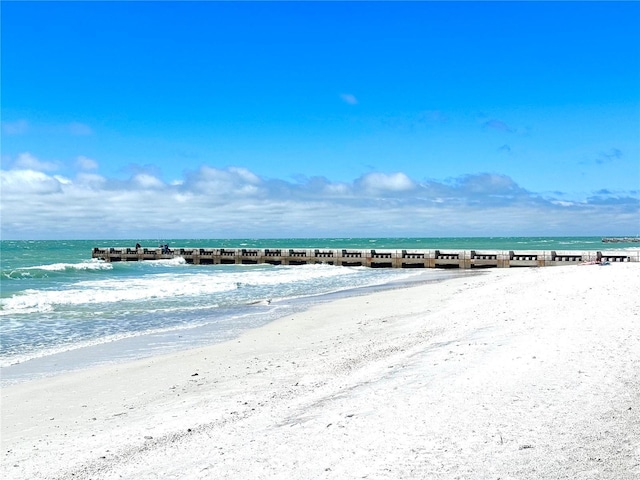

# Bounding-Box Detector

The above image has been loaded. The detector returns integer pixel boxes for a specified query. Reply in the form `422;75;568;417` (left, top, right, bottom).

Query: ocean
1;237;637;385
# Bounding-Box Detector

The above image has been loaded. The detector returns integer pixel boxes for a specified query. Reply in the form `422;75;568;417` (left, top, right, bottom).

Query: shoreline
0;268;466;387
2;263;639;479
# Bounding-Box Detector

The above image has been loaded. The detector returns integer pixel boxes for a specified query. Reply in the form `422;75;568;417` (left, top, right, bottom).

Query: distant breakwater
92;247;638;269
602;237;640;243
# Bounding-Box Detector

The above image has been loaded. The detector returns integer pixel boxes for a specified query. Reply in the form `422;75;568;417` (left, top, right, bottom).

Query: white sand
2;263;639;479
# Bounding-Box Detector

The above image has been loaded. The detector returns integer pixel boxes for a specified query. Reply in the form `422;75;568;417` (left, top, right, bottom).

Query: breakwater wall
92;247;639;268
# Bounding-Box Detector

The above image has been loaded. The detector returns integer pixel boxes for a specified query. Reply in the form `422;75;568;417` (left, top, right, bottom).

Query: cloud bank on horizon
1;2;639;239
2;155;637;239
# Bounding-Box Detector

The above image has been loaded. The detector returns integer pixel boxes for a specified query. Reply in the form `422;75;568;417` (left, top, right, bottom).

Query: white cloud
2;119;29;135
0;160;637;239
53;175;72;185
323;183;350;196
68;122;93;136
76;172;107;188
357;172;416;192
452;173;525;196
340;93;358;105
550;200;577;207
133;173;165;189
228;167;261;184
14;152;59;172
76;155;99;170
0;169;63;194
185;165;265;197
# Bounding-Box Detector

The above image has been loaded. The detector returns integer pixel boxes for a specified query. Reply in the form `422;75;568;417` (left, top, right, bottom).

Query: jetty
92;247;639;269
602;237;640;243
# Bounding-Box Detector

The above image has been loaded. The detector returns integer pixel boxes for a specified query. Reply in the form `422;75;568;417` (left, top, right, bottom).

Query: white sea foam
0;263;369;316
145;257;187;267
0;275;234;315
21;259;113;272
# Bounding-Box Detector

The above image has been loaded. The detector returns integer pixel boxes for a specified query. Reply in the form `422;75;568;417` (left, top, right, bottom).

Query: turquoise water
21;235;634;254
1;237;637;385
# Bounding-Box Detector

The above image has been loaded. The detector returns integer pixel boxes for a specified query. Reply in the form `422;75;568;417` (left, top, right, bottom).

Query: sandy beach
2;263;639;479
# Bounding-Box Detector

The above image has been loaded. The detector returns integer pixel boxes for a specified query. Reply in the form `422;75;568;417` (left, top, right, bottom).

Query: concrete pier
91;247;639;268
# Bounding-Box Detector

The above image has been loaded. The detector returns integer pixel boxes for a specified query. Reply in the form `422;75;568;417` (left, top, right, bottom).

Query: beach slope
2;263;639;479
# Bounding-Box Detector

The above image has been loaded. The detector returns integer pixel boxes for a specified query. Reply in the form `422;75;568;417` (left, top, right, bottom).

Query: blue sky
1;1;639;240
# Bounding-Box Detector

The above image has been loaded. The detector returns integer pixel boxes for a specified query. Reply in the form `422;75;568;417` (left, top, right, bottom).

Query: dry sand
2;263;639;479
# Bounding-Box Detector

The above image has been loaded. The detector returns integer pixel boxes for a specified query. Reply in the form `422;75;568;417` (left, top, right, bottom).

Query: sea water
1;237;636;385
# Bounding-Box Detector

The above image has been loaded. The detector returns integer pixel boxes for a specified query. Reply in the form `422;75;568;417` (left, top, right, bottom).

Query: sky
1;1;639;240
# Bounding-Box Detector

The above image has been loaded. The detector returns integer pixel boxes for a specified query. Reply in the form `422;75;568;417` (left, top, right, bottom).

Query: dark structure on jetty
602;237;640;243
92;247;638;269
